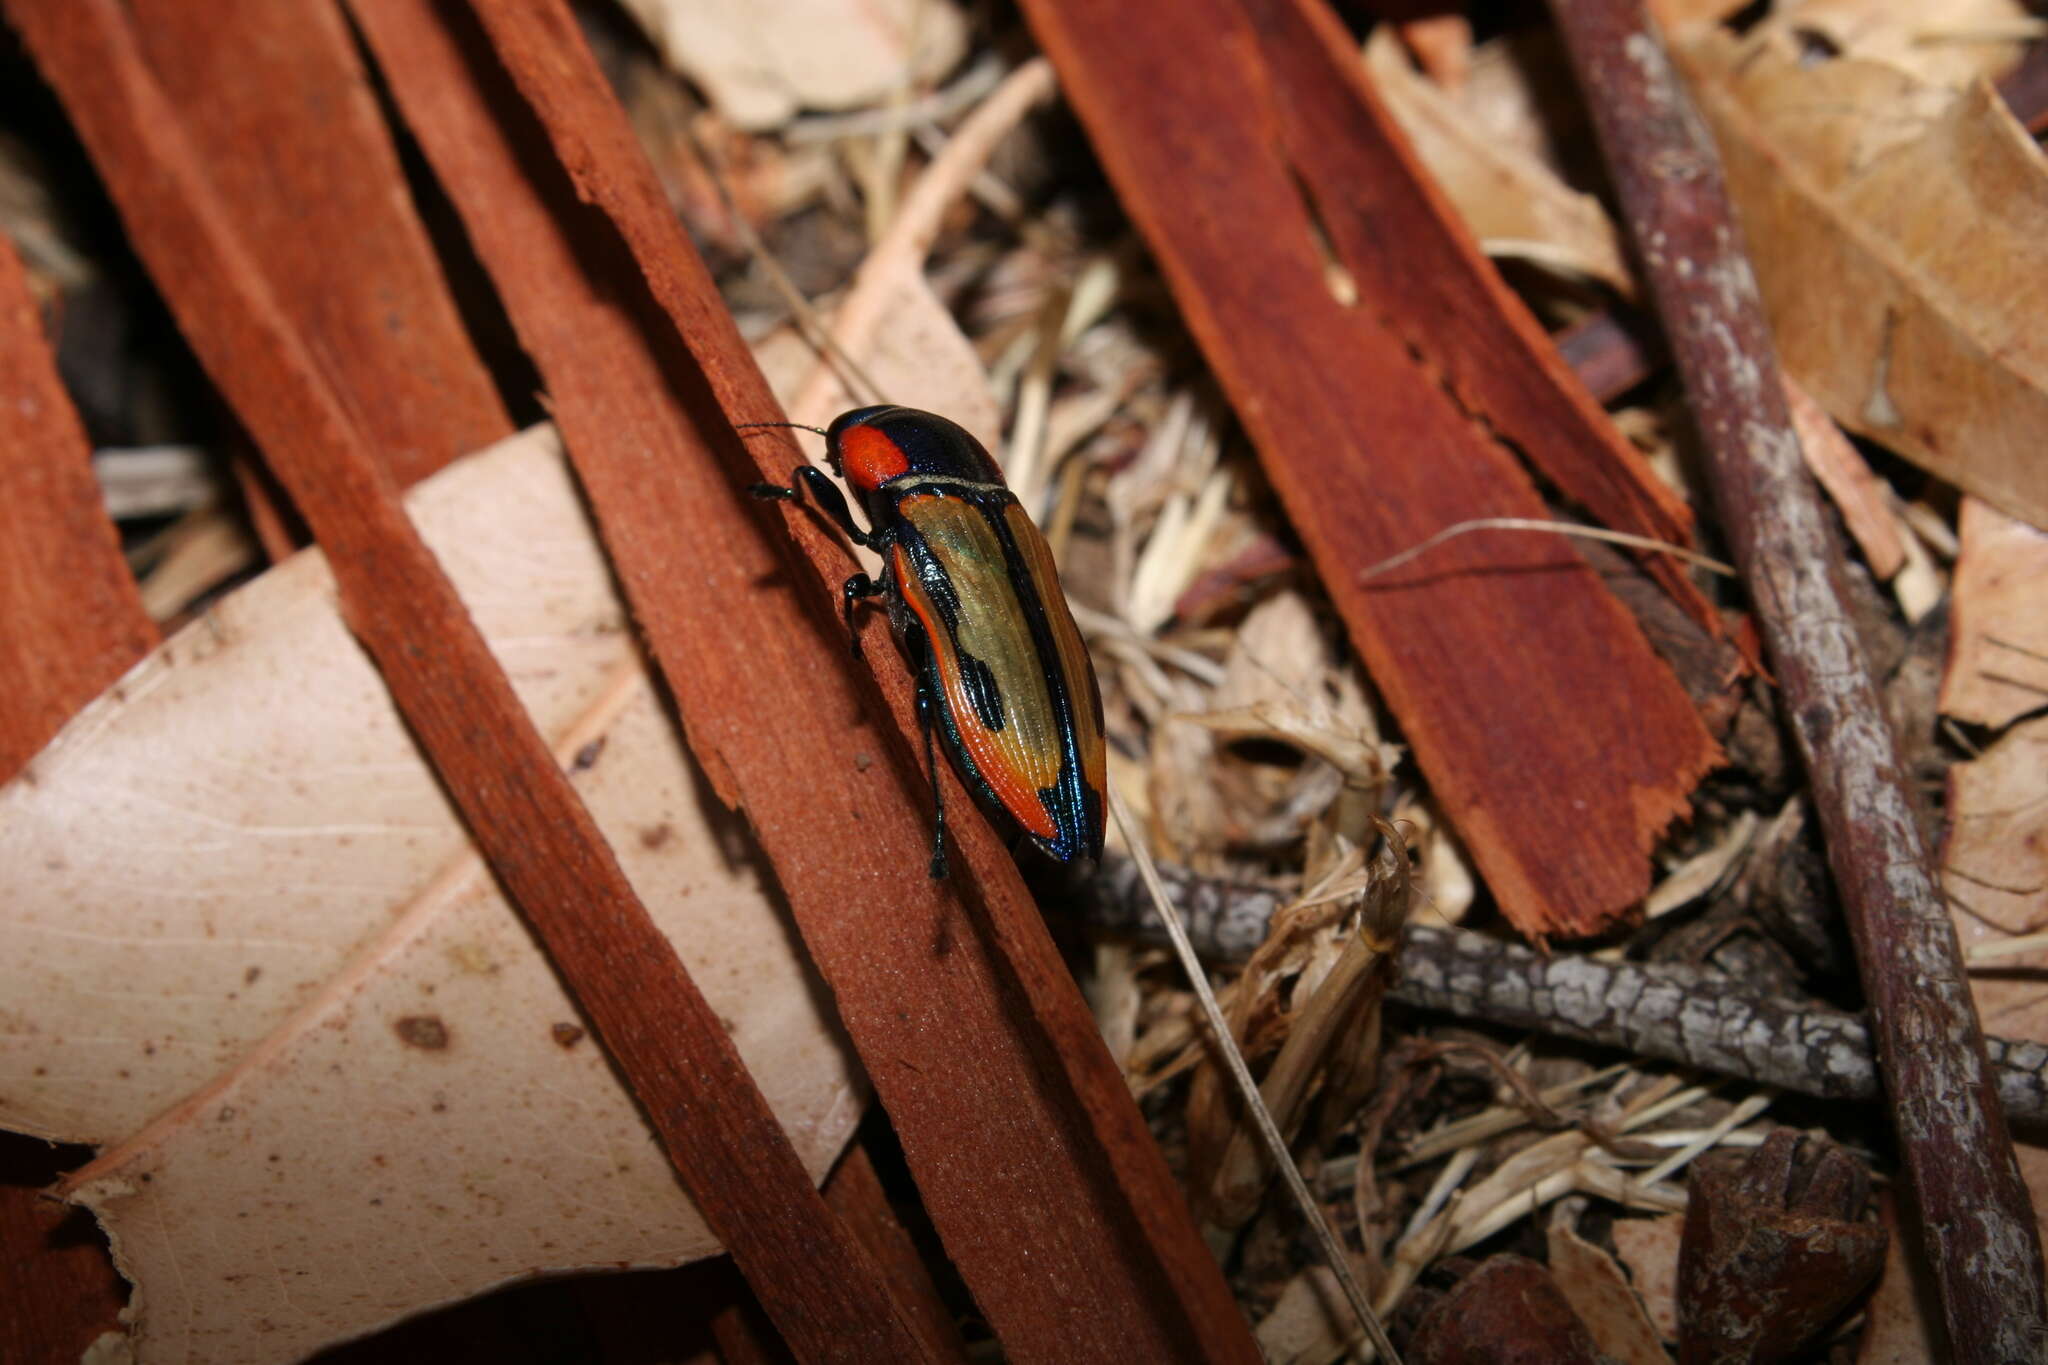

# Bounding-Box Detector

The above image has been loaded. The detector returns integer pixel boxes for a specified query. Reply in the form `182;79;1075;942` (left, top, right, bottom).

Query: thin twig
1547;7;2047;1357
1075;860;2048;1124
1107;783;1403;1365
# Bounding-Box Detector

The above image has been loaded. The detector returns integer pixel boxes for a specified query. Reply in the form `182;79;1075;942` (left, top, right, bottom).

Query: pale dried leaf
1943;712;2048;1041
1783;374;1906;579
1548;1210;1673;1365
1644;810;1758;919
1687;34;2048;529
1610;1213;1685;1344
1456;30;1588;173
1763;0;2033;90
1365;29;1634;293
1941;497;2048;727
1;427;861;1365
1252;1264;1355;1365
1397;14;1472;92
616;0;968;131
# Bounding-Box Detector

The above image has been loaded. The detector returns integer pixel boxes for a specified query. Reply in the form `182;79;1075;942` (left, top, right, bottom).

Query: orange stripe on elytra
1004;503;1106;797
838;423;910;491
892;540;1059;838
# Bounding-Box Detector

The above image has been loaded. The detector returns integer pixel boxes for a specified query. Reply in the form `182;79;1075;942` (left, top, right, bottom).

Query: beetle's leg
841;573;883;659
917;672;948;880
749;465;879;549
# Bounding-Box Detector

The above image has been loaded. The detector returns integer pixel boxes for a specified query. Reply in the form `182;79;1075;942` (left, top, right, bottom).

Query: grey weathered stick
1077;863;2048;1124
1392;927;2048;1126
1545;5;2048;1357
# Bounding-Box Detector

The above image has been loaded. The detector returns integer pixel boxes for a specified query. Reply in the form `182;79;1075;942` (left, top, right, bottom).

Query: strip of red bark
126;0;510;491
361;2;1261;1358
0;232;146;1365
0;236;157;777
1253;0;1712;629
1546;5;2048;1359
1;4;935;1359
1015;0;1720;938
825;1144;971;1363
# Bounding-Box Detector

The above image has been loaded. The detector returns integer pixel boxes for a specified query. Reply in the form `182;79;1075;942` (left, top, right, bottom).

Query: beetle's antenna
736;421;831;438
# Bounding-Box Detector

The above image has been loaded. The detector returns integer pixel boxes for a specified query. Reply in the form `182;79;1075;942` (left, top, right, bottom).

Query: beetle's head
826;405;913;494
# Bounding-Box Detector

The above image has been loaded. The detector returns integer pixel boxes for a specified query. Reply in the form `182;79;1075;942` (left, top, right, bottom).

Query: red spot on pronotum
837;423;911;491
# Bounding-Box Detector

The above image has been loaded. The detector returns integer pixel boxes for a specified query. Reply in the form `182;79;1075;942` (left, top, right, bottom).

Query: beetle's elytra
746;405;1107;878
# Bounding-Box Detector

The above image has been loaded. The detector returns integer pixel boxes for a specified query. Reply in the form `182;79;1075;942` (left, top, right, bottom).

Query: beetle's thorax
827;406;1007;495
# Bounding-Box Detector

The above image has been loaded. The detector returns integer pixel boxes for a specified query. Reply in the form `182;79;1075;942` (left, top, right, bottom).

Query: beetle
743;405;1106;878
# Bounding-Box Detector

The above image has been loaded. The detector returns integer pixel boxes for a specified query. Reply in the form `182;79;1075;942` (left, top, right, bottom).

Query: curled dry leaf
0;427;862;1365
1941;497;2048;728
1684;31;2048;530
1942;692;2048;1272
1756;0;2034;91
1164;591;1398;860
1611;1213;1686;1344
1942;711;2048;1023
614;0;968;131
1780;375;1905;581
1547;1206;1673;1365
1364;28;1634;294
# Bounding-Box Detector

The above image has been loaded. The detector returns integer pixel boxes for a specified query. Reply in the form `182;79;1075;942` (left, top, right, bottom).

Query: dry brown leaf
1941;497;2048;728
1251;1264;1358;1365
1686;32;2048;530
1548;1208;1673;1365
1942;711;2048;1042
1760;0;2033;90
1855;1190;1946;1362
615;0;968;131
1455;30;1590;174
1364;28;1634;293
1783;374;1906;580
1940;707;2048;1315
1610;1213;1686;1344
0;427;862;1365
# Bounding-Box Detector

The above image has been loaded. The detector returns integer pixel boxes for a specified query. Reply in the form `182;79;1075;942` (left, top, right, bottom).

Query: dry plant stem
1;4;936;1360
1548;5;2048;1358
1355;517;1735;583
1107;785;1403;1365
1081;867;2048;1122
790;58;1057;422
428;5;1259;1360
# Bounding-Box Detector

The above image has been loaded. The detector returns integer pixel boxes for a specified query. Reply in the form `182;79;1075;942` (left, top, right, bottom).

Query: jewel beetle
744;405;1106;878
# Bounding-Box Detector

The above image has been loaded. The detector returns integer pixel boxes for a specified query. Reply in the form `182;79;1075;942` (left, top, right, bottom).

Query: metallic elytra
745;405;1106;876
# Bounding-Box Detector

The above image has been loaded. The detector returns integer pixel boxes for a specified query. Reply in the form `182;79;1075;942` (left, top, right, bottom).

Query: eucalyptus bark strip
387;2;1262;1358
1016;0;1722;941
1546;5;2047;1357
